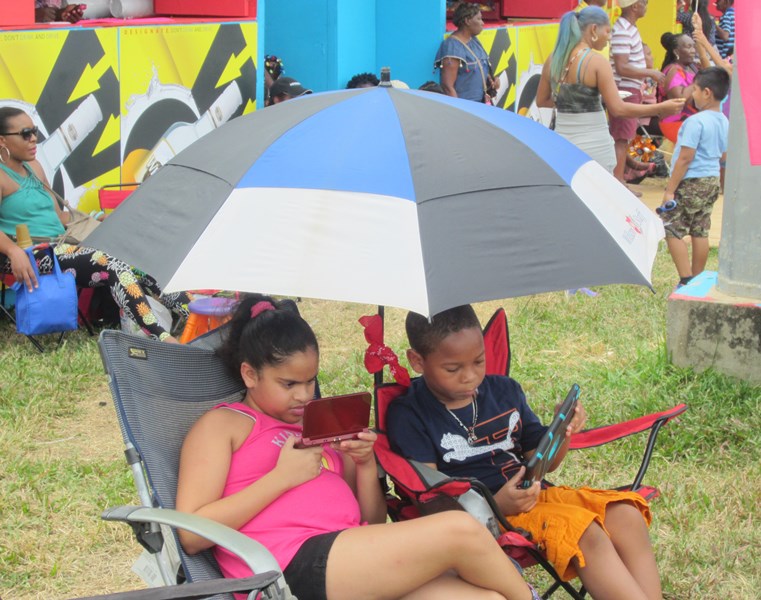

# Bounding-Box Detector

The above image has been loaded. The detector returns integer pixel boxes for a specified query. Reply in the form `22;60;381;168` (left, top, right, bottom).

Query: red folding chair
98;183;138;212
361;307;687;599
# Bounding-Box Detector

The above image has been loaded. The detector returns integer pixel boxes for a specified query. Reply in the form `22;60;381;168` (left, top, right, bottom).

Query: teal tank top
0;162;65;238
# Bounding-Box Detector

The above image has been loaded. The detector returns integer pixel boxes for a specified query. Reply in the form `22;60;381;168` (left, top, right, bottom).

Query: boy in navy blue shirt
388;305;663;599
660;66;730;288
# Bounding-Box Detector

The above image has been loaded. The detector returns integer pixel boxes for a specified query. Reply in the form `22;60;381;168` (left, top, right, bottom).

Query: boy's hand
494;467;541;515
274;436;324;488
334;430;377;466
663;191;676;203
563;401;587;438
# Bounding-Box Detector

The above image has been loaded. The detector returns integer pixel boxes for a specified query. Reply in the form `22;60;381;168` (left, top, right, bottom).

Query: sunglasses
1;126;39;141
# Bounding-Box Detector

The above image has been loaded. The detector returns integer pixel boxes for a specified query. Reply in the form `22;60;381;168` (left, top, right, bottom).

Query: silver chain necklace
446;394;479;445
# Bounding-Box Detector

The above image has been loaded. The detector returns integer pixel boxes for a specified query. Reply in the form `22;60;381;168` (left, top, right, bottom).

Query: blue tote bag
12;246;78;336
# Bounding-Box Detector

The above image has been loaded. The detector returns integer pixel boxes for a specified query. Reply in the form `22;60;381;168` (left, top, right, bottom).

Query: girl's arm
594;56;685;119
692;12;733;74
176;410;323;554
338;431;387;524
536;58;555;109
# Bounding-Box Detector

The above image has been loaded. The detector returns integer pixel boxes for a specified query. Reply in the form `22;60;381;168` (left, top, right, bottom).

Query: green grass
1;244;760;599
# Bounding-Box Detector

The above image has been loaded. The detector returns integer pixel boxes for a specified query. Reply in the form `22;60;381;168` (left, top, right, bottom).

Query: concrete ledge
666;272;761;383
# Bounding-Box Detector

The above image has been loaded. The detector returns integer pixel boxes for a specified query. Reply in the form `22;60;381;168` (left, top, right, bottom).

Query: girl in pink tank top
176;294;537;600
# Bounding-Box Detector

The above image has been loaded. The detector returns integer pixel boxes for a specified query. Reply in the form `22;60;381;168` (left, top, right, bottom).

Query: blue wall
263;0;444;92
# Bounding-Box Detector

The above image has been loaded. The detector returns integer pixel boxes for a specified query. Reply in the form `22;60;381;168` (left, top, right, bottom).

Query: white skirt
554;110;616;173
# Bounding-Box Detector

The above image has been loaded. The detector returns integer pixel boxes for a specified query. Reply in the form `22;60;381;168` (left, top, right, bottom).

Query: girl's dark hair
217;294;318;381
660;32;690;70
452;2;481;28
0;106;25;133
696;0;713;40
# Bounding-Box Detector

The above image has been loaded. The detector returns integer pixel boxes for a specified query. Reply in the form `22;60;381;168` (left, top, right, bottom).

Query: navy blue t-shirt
387;375;548;494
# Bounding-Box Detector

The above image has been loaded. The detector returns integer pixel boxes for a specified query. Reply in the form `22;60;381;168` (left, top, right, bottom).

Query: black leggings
2;243;190;340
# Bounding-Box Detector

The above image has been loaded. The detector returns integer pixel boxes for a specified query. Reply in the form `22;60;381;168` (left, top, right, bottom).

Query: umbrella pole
374;305;385;388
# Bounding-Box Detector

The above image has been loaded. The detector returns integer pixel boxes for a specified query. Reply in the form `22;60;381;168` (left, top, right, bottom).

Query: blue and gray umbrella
85;86;663;317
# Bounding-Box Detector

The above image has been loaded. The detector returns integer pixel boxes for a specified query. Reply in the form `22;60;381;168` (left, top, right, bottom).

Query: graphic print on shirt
441;410;520;463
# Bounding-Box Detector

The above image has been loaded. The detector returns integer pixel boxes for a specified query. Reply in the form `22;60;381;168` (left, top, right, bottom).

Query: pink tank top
212;402;361;579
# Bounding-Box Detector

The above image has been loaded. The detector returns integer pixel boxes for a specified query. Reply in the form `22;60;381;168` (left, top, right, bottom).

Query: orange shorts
506;486;651;581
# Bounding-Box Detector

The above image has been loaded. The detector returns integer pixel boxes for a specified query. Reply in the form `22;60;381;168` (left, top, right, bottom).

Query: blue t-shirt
672;109;728;179
434;35;490;103
387;375;548;494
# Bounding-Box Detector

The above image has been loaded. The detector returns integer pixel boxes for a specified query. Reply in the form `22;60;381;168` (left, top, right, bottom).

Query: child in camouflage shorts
660;67;730;288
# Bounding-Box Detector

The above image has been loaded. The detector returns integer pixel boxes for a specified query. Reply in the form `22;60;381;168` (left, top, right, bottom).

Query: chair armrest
102;506;293;599
569;404;688;450
409;460;503;538
568;404;688;492
73;573;281;600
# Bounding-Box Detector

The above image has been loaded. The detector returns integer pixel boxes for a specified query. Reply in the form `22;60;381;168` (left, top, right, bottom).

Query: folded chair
97;329;295;599
361;308;687;600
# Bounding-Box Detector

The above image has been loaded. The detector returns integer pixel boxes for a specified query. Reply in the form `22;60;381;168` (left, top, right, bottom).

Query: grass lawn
1;244;759;599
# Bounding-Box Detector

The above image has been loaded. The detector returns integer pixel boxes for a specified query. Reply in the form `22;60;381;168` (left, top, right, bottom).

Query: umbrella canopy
84;86;663;317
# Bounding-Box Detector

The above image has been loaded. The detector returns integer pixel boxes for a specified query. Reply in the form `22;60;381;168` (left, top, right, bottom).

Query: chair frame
362;307;687;599
97;329;296;600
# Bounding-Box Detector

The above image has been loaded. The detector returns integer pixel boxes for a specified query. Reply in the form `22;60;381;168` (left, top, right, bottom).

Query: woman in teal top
0;107;190;342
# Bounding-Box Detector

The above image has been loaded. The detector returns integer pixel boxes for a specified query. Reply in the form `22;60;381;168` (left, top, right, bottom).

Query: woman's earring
0;146;9;164
591;33;599;43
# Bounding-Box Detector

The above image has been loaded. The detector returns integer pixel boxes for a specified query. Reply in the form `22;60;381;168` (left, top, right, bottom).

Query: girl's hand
274;436;323;488
658;98;686;117
334;430;377;466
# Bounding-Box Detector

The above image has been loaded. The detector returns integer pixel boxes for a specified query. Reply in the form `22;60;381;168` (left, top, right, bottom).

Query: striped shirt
610;17;646;91
716;7;735;58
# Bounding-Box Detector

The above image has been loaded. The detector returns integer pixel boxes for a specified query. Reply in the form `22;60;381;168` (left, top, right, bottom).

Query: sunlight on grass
1;246;759;599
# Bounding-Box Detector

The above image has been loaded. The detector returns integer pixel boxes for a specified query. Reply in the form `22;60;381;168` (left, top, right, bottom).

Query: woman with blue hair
537;7;683;173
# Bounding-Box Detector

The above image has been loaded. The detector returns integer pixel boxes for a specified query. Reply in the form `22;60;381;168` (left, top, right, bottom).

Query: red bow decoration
359;314;411;387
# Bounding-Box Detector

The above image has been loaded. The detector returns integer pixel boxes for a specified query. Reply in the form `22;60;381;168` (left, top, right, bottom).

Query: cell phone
297;392;372;447
520;384;580;489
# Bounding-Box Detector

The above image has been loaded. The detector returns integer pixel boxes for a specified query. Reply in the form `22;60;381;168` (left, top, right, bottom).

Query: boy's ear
407;348;425;374
240;362;259;388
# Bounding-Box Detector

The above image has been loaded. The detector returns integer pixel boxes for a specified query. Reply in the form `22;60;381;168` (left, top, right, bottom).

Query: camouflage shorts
662;176;720;239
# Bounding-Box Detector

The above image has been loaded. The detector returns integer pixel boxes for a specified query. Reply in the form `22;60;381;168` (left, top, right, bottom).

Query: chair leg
79;308;96;336
1;302;46;352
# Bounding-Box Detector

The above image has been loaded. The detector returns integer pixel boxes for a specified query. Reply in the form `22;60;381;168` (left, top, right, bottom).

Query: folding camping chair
98;183;138;213
97;329;295;599
361;308;688;599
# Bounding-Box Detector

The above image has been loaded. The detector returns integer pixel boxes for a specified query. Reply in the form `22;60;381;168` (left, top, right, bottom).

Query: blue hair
550;7;609;89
